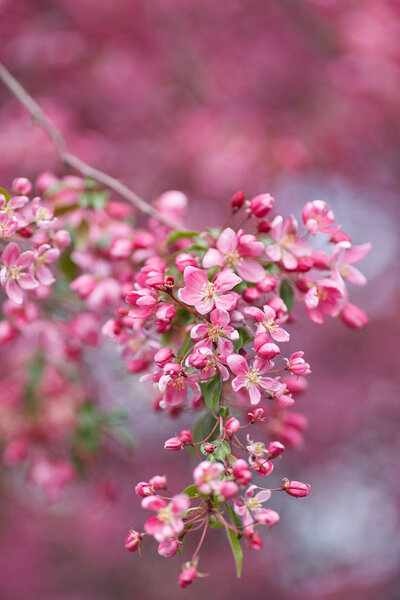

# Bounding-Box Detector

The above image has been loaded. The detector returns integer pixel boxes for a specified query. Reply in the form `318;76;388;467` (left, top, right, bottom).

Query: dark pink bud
311;251;331;269
254;333;280;359
231;190;245;211
340;303;368;330
296;257;313;272
248;407;265;422
179;567;197;588
250;193;275;218
164;437;183;451
283;479;311;497
243;287;261;302
257;275;277;293
331;231;352;245
135;481;153;497
155;303;176;322
257;509;280;526
124;529;142;552
246;531;263;549
149;475;167;490
282;374;308;395
53;229;71;248
204;443;215;454
257;220;271;234
163;362;181;377
175;253;197;273
0;321;16;346
233;459;252;485
268;441;285;458
179;430;193;445
276;394;295;409
165;275;175;289
18;226;33;238
225;416;240;436
12;177;32;195
126;358;148;373
218;481;239;500
154;347;174;367
188;352;208;369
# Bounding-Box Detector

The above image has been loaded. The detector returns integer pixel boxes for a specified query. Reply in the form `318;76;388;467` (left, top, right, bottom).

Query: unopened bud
283;479;311;497
249;193;275;218
12;177;32;195
124;529;142;552
149;475;167;490
204;443;215;454
231;190;245;212
248;407;265;422
268;441;285;458
154;347;174;367
164;437;183;451
179;430;193;445
225;416;240;436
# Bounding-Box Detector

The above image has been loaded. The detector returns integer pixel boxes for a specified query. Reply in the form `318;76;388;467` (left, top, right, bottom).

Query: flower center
246;497;261;510
282;234;295;248
9;265;22;280
225;250;241;268
158;507;172;523
245;368;260;387
264;317;278;332
207;325;221;342
201;282;215;300
36;207;52;221
170;376;185;391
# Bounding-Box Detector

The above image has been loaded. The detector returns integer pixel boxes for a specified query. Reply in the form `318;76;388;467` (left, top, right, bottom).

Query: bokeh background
0;1;399;599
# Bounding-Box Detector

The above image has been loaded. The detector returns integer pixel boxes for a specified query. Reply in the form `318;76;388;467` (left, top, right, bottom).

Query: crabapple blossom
0;243;38;304
142;494;190;542
178;266;241;314
227;354;283;405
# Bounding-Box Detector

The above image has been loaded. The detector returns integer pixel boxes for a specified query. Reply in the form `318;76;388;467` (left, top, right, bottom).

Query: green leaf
207;227;222;238
200;376;222;411
224;519;243;578
233;327;251;353
209;515;224;529
167;230;199;245
182;484;201;497
226;502;243;534
0;187;11;200
200;439;230;462
280;279;294;313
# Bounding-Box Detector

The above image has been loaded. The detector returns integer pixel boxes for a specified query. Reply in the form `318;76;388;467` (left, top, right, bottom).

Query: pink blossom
340;302;368;329
333;242;371;286
159;364;201;408
249;193;275;218
245;304;290;341
287;351;311;376
124;529;142;552
233;459;252;486
190;308;239;355
32;243;60;285
234;485;272;529
178;266;241;314
227;354;282;405
179;566;197;588
202;227;265;282
126;288;158;319
142;493;190;542
158;538;179;558
302;200;336;234
12;177;32;195
225;416;240;436
0;213;17;237
266;215;310;269
193;460;224;494
0;242;38;304
305;276;345;323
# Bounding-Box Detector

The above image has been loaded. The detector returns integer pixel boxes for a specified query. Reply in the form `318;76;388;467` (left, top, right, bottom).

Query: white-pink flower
234;485;278;529
227;354;283;405
142;494;190;542
302;200;336;234
32;244;60;285
304;276;345;324
190;308;239;355
0;242;39;304
178;266;241;314
332;243;371;286
266;215;310;270
202;227;265;282
0;213;17;237
193;460;224;494
245;304;290;342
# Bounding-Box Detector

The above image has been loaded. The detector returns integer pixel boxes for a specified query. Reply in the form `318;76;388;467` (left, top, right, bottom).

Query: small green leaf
280;279;295;313
200;439;230;462
167;230;199;245
233;327;251;353
200;376;222;411
224;521;243;578
0;187;11;200
182;484;201;497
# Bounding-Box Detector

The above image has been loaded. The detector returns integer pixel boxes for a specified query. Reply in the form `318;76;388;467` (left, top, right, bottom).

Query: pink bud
179;567;197;588
282;374;308;395
154;347;174;367
149;475;167;490
285;413;308;430
225;416;240;436
296;257;313;272
258;509;280;526
340;303;368;330
0;321;15;346
246;531;263;549
254;458;274;476
70;274;96;299
124;529;142;552
283;479;311;497
331;231;352;245
218;481;239;500
175;253;197;273
248;407;265;422
268;441;285;458
204;443;215;454
187;352;208;369
243;287;261;302
276;394;295;409
231;190;245;211
233;459;252;485
12;177;32;195
250;193;275;218
110;238;133;259
53;229;71;248
164;437;183;451
311;251;331;269
158;538;179;557
257;220;271;234
257;275;277;293
126;358;148;373
254;333;280;359
179;430;193;445
135;481;153;497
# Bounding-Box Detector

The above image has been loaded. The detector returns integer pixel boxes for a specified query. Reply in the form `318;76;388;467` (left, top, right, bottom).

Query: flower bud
0;321;15;346
126;358;148;373
175;253;197;273
311;251;331;269
154;347;174;367
254;458;274;476
149;475;167;490
257;220;271;234
217;480;239;500
179;430;193;445
231;190;245;212
340;303;368;330
248;407;265;422
257;275;277;293
268;441;285;458
135;481;153;497
254;333;280;360
233;459;252;485
179;567;197;588
70;274;96;299
250;194;275;218
187;352;208;369
257;508;280;526
158;538;179;558
283;479;311;497
204;443;215;454
124;529;142;552
296;257;313;272
3;439;28;465
287;351;311;376
225;416;240;436
53;229;71;248
164;437;183;451
12;177;32;195
246;531;263;549
275;393;295;409
243;287;261;303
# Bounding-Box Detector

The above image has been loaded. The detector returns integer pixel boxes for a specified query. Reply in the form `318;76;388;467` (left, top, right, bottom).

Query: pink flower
245;304;290;342
227;354;282;405
190;308;239;354
158;538;179;558
142;494;190;542
249;194;275;218
0;242;38;304
193;460;224;494
304;277;345;324
159;363;201;408
0;213;17;237
124;529;142;552
234;485;272;529
178;266;241;314
126;288;158;319
302;200;336;234
287;351;311;376
202;227;265;282
340;302;368;330
179;566;197;588
266;215;310;270
12;177;32;195
32;244;60;285
187;346;230;381
333;243;371;286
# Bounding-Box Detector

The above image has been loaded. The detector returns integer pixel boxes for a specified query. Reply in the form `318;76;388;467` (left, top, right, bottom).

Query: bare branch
0;62;184;230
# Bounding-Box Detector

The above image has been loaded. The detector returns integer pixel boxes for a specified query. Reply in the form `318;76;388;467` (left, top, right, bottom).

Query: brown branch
0;62;184;230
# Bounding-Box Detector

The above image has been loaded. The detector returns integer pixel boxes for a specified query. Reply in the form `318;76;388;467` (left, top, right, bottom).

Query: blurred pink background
0;1;399;599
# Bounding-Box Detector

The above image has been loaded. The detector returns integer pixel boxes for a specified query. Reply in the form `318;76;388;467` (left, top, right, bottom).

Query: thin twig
0;62;183;230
